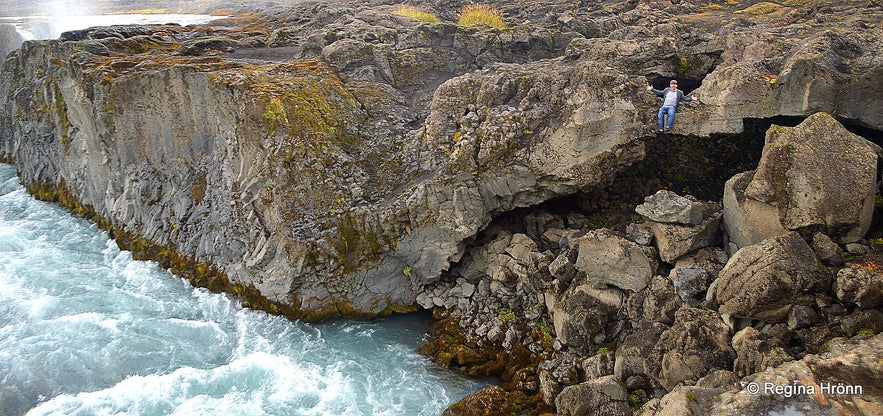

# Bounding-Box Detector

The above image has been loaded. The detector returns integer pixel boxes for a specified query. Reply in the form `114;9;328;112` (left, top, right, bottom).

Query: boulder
648;208;723;264
723;113;881;248
645;307;735;391
615;325;663;382
787;304;820;330
708;233;828;323
554;375;632;416
731;327;793;378
834;265;883;309
669;266;711;304
581;350;615;380
627;274;682;326
552;284;622;352
574;229;654;292
442;385;517;416
635;190;707;226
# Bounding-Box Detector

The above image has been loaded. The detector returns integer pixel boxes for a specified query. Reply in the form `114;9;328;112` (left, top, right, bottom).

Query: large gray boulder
723;113;881;248
708;233;828;324
648;209;722;264
574;229;654;292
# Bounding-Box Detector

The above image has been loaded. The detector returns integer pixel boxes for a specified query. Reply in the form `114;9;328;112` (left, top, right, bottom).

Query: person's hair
670;80;678;85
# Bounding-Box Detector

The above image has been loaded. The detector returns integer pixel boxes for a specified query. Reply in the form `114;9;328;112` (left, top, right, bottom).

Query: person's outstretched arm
647;85;664;96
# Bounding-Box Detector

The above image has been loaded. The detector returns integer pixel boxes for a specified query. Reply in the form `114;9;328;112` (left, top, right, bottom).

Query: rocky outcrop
723;113;882;248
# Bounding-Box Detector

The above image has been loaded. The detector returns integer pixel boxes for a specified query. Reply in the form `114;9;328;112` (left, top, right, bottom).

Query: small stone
845;243;868;254
787;305;819;330
811;232;843;266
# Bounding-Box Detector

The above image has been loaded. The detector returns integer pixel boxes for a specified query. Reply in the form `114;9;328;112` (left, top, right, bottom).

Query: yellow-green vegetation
595;346;609;355
536;322;553;341
402;265;412;276
329;213;398;274
262;96;289;135
735;1;786;15
856;328;875;336
783;0;813;6
499;309;516;323
392;4;440;23
458;4;507;30
51;84;72;148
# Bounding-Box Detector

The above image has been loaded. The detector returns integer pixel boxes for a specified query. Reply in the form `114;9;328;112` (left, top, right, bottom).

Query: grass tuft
458;4;506;30
392;4;440;23
735;1;787;15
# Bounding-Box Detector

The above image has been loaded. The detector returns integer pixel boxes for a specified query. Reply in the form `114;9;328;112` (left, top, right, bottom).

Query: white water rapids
0;164;487;415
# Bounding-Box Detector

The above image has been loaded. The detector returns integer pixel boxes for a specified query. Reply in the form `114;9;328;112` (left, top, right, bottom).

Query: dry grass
735;1;787;15
458;4;506;30
392;4;440;23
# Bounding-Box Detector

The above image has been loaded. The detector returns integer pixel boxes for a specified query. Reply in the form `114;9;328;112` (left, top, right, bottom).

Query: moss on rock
24;177;312;321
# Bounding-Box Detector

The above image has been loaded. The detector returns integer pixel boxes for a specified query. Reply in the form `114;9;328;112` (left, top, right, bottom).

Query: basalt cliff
1;0;882;415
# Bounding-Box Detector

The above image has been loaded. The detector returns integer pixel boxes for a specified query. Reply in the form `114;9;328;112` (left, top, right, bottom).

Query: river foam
0;164;485;415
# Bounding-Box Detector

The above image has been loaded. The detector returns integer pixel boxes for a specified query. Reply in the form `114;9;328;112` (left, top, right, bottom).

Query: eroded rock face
0;16;645;319
723;113;882;248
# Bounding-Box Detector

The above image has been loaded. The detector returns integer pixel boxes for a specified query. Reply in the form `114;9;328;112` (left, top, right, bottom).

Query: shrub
392;4;440;23
458;4;506;30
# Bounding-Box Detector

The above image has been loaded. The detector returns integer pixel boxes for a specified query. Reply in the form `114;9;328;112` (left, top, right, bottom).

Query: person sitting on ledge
647;79;698;133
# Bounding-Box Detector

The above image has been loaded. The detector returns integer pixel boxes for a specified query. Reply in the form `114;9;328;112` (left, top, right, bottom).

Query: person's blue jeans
658;106;676;130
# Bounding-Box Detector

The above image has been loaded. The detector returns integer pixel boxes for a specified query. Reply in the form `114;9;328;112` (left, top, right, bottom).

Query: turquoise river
0;164;487;415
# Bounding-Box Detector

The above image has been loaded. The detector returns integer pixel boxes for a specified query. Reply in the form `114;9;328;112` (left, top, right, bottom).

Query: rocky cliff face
1;0;882;414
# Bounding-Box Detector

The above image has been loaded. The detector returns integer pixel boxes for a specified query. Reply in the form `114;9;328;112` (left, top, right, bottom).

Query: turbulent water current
0;164;487;415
